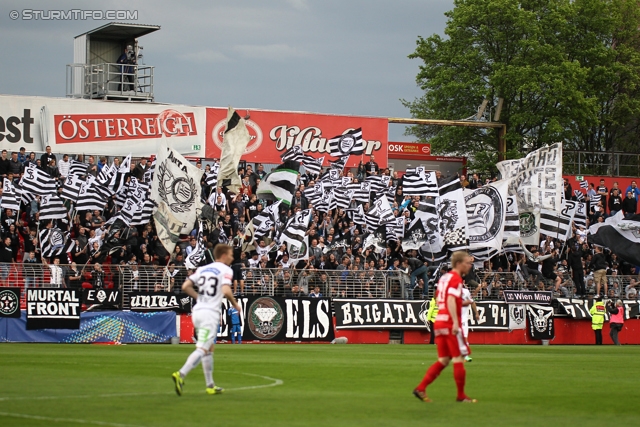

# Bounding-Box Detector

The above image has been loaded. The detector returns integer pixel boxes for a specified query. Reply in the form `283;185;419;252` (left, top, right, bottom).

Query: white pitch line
0;372;283;402
0;411;146;427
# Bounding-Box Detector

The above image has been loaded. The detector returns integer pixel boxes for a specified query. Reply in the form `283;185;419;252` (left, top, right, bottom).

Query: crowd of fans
0;147;638;301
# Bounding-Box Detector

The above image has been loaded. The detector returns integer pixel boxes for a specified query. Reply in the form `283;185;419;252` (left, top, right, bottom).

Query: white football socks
202;353;214;388
179;348;205;378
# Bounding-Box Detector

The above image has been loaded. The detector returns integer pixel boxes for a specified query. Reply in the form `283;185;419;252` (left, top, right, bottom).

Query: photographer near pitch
117;45;136;92
607;299;625;345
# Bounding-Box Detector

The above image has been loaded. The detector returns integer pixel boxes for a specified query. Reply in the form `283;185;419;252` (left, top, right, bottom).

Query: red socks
416;361;446;391
453;362;467;400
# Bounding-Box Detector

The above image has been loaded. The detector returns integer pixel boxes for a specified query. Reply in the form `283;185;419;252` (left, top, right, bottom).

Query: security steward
590;296;606;345
426;297;439;344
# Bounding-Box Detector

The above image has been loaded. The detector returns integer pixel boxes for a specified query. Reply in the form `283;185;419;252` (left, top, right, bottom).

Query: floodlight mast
387;117;507;161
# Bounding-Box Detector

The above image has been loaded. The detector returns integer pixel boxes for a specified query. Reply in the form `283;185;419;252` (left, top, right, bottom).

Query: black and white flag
68;160;89;177
301;156;323;176
327;128;366;157
333;186;355;209
351;181;372;202
589;212;640;265
580;180;589;189
386;216;405;241
402;169;438;197
573;202;587;229
20;165;56;196
60;174;83;202
465;180;509;252
573;190;585;201
185;220;206;269
402;218;428;251
539;200;577;241
151;140;204;254
438;177;468;249
281;145;305;162
330;155;349;170
365;195;395;231
364;225;387;252
39;194;68;220
526;304;554;340
75;175;110;212
279;209;312;262
1;178;20;211
40;228;75;258
503;194;520;239
590;194;601;204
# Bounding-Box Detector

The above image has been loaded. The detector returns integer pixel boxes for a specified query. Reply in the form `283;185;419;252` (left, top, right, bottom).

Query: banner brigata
216;296;334;342
82;289;122;309
128;292;192;313
26;288;81;330
0;287;21;318
333;299;428;329
556;298;640;320
502;290;552;305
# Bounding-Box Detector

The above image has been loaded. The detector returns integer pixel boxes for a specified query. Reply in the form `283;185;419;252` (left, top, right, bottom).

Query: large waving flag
218;107;251;194
256;161;300;206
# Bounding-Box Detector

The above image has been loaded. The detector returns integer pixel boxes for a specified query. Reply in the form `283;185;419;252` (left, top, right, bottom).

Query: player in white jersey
460;284;478;362
172;244;242;396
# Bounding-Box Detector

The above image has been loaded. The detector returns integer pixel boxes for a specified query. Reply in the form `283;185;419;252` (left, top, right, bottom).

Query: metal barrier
563;150;640;178
1;263;637;306
66;62;154;101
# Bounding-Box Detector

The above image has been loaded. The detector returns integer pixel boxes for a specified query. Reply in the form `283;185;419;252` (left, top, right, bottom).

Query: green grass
0;344;638;427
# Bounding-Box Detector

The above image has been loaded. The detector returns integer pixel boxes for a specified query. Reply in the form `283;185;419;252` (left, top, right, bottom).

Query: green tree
403;0;640;175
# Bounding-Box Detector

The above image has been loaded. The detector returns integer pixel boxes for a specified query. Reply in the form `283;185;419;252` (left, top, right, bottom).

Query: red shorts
434;328;470;358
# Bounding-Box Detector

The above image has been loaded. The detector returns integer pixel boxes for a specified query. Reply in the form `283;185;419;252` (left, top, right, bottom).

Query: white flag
217;107;251;194
151;139;204;253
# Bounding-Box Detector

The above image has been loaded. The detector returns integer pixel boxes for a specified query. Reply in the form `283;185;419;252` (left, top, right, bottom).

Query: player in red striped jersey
413;251;477;403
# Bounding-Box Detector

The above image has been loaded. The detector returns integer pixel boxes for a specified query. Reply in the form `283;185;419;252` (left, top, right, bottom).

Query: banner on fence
503;290;552;305
0;288;21;318
216;296;334;342
508;304;527;330
527;304;555;340
333;299;427;329
128;292;192;313
26;288;81;330
556;298;640;320
467;301;511;331
1;310;176;343
83;289;121;309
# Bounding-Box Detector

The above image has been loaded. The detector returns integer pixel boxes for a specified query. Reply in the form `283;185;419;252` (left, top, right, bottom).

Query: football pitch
0;344;637;427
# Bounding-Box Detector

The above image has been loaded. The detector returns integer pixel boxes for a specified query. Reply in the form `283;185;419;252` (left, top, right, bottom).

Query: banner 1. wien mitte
26;288;81;330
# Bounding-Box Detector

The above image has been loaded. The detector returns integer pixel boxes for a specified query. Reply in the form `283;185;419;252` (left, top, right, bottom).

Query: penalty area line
0;372;283;402
0;411;146;427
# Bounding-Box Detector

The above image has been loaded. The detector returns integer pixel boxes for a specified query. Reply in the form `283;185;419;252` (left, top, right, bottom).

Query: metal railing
563;150;640;178
66;62;154;101
1;263;637;306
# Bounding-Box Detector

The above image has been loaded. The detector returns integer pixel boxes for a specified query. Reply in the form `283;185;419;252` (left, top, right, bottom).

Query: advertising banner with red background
205;108;388;168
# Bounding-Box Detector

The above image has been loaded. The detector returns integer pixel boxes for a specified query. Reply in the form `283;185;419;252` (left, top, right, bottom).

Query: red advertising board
388;142;431;156
205;108;388;168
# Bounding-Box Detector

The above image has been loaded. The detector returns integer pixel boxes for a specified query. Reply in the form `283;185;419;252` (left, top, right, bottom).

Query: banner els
205;108;388;168
217;296;334;342
26;288;81;330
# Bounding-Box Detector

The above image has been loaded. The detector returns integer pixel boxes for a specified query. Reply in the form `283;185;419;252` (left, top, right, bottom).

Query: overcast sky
0;0;455;141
